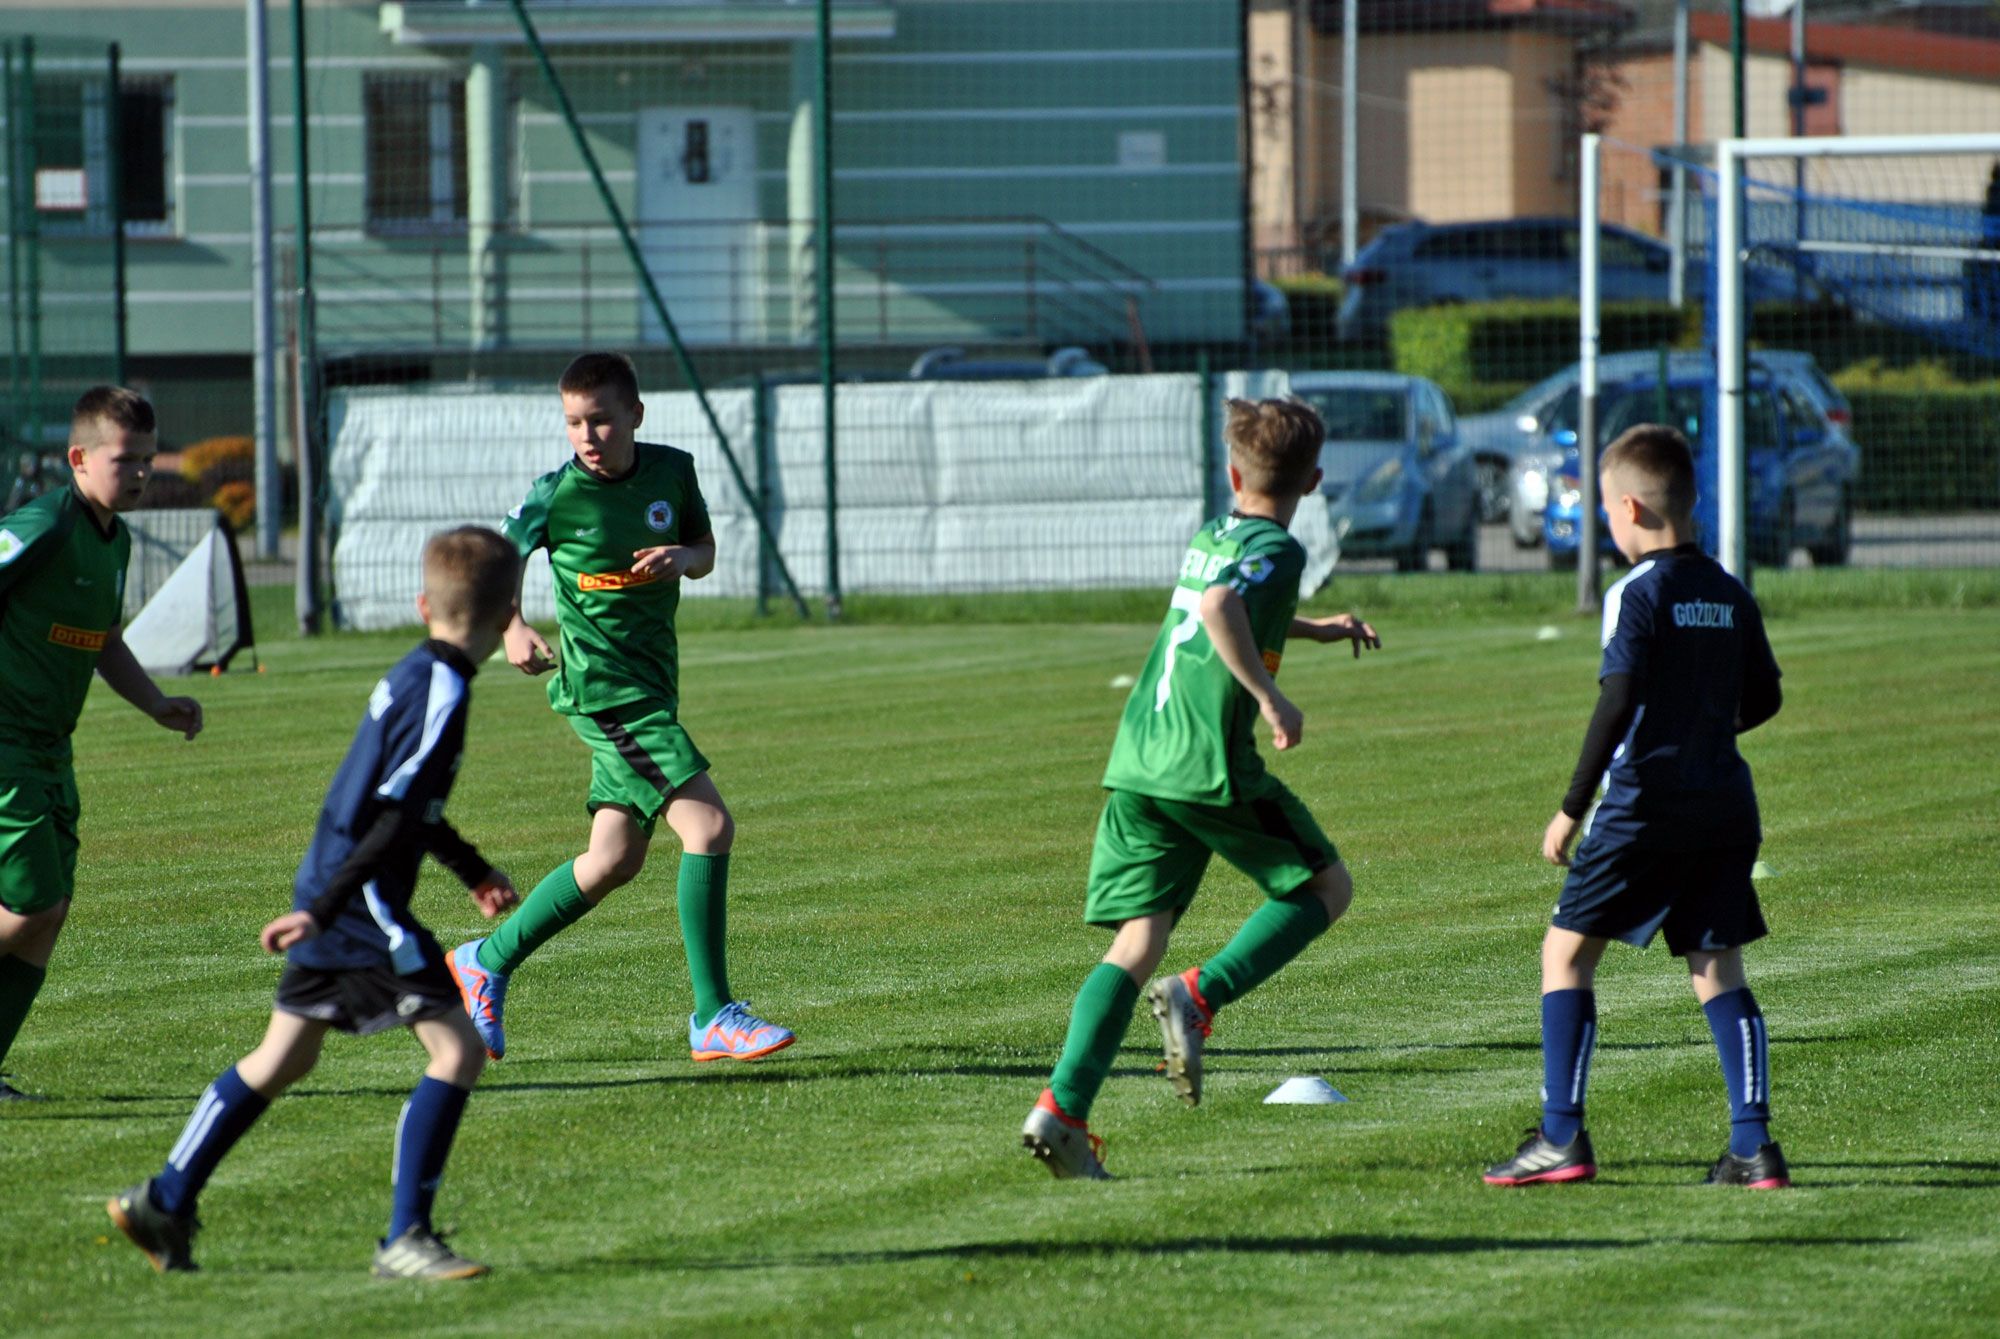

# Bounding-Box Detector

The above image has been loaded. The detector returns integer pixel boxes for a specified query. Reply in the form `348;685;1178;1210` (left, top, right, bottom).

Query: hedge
1389;300;1693;410
1843;386;2000;513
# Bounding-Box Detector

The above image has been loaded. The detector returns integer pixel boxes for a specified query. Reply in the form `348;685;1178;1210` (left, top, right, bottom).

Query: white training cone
1264;1076;1347;1104
1751;860;1778;880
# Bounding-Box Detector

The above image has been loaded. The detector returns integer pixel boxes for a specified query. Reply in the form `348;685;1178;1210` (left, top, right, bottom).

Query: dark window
120;80;172;228
365;75;467;233
25;74;171;237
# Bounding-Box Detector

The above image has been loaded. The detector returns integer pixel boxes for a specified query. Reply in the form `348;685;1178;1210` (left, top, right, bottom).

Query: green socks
1048;963;1141;1121
0;953;48;1071
1196;887;1332;1010
678;852;732;1028
477;861;592;975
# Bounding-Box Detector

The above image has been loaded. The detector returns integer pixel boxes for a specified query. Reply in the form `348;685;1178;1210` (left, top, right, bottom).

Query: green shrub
1843;386;2000;513
1389;300;1692;411
1274;272;1345;349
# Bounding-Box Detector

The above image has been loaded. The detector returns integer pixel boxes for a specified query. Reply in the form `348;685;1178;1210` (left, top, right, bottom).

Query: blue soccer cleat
447;939;509;1060
689;1000;796;1062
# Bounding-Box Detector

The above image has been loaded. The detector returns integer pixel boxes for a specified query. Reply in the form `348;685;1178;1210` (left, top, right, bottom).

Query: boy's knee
672;805;732;854
1308;864;1353;924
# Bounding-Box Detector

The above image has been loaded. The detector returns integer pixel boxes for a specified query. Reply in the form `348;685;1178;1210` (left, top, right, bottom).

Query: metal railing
290;215;1157;360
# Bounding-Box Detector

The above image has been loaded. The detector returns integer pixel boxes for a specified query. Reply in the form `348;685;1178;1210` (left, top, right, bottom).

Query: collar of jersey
66;484;122;541
423;637;480;679
1636;541;1703;562
569;450;642;486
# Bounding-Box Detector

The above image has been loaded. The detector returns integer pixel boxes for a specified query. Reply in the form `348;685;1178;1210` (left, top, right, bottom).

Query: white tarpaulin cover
325;373;1334;629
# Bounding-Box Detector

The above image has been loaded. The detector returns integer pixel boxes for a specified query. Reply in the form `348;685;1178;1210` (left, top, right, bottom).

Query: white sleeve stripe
376;660;466;802
1599;559;1655;649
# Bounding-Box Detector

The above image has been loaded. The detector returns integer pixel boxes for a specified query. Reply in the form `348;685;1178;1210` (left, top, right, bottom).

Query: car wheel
1475;458;1508;524
1753;494;1796;570
1807;490;1853;567
1397;507;1434;573
1446;509;1479;571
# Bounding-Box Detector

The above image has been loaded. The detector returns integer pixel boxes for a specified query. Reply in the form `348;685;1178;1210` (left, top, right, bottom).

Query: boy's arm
1736;603;1783;733
503;559;555;674
630;531;715;582
424;819;518;917
1543;672;1637;867
1290;612;1381;658
94;626;203;739
1199;584;1303;750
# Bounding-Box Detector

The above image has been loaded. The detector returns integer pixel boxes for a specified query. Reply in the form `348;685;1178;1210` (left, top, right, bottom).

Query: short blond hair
1600;424;1696;522
423;526;520;631
1224;397;1324;498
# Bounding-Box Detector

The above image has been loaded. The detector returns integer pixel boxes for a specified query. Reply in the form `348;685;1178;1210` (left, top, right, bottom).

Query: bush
1841;385;2000;513
178;435;253;484
211;479;256;531
1389;300;1693;411
1273;272;1346;351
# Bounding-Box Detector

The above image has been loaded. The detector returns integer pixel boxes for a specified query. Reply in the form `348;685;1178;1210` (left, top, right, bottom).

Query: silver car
1291;371;1481;571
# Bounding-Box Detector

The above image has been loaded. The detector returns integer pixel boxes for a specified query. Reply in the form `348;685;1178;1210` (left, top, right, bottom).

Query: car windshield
1601;385;1710;446
1296;389;1405;441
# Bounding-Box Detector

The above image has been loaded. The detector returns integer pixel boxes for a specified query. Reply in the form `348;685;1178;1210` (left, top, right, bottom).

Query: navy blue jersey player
108;528;525;1280
1484;425;1790;1191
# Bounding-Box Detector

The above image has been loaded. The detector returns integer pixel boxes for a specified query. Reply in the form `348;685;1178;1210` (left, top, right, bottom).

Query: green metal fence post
21;37;40;453
107;43;126;385
754;373;773;618
815;0;840;621
1198;348;1218;519
4;43;22;431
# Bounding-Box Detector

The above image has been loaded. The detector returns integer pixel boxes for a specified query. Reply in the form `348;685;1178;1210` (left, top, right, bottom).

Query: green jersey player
447;353;794;1064
1022;397;1378;1179
0;387;203;1099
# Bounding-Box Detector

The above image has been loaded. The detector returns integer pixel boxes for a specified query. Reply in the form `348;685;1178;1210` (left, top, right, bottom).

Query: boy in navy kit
108;527;524;1279
1483;425;1789;1190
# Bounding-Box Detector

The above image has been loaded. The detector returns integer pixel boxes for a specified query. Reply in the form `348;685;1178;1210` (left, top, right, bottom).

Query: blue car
1290;371;1481;571
1543;368;1859;568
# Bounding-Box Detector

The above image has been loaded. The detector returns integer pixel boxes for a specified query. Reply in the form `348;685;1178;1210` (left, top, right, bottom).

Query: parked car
908;346;1107;379
1290;371;1480;571
1337;218;1822;344
1501;349;1851;548
1541;364;1859;568
1337;219;1677;342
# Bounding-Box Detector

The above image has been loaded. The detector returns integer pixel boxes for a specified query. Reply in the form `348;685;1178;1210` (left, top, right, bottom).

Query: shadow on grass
631;1231;1906;1272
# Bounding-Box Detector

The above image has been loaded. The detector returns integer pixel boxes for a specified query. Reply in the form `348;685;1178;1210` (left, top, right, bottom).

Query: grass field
4;577;1996;1337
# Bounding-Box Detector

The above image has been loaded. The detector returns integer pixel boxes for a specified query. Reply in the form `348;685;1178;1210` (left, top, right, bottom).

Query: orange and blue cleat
689;1000;796;1062
447;939;509;1060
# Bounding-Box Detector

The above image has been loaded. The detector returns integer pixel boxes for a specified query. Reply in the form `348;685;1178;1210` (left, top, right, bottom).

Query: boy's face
562;386;642;479
69;424;157;515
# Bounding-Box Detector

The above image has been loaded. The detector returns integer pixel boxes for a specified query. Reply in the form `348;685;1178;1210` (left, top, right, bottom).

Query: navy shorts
275;959;460;1036
1552;839;1767;955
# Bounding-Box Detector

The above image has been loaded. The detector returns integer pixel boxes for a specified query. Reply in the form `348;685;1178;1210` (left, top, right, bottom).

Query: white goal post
1714;132;2000;577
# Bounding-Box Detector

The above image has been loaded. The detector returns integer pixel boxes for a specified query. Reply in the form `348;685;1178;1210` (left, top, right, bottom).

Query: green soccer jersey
503;443;712;717
1100;512;1306;806
0;487;131;756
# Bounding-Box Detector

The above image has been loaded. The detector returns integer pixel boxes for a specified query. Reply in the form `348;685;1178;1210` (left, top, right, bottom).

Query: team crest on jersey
645;500;674;533
0;529;22;565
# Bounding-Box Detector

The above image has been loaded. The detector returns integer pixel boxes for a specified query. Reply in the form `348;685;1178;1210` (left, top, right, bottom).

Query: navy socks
388;1076;471;1240
1539;989;1596;1146
154;1066;270;1217
1703;987;1773;1157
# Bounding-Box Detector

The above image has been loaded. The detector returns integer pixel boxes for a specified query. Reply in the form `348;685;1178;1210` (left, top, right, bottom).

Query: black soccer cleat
106;1179;200;1272
1483;1126;1598;1186
1706;1141;1791;1189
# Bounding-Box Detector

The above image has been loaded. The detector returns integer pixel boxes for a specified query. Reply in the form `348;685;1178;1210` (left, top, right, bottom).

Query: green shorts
1083;778;1338;927
567;703;711;836
0;750;80;916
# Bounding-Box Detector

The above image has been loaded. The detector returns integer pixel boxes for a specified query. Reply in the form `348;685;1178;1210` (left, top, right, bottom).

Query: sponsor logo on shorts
1672;599;1736;629
1261;649;1283;675
645;499;674;533
579;569;660;591
397;994;424;1018
47;623;107;651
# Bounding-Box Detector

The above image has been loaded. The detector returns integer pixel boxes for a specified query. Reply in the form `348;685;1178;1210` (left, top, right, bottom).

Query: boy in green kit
0;387;203;1099
447;353;794;1063
1023;397;1378;1178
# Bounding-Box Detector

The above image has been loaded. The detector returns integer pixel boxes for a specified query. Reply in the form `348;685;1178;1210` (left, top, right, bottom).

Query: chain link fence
0;33;126;514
